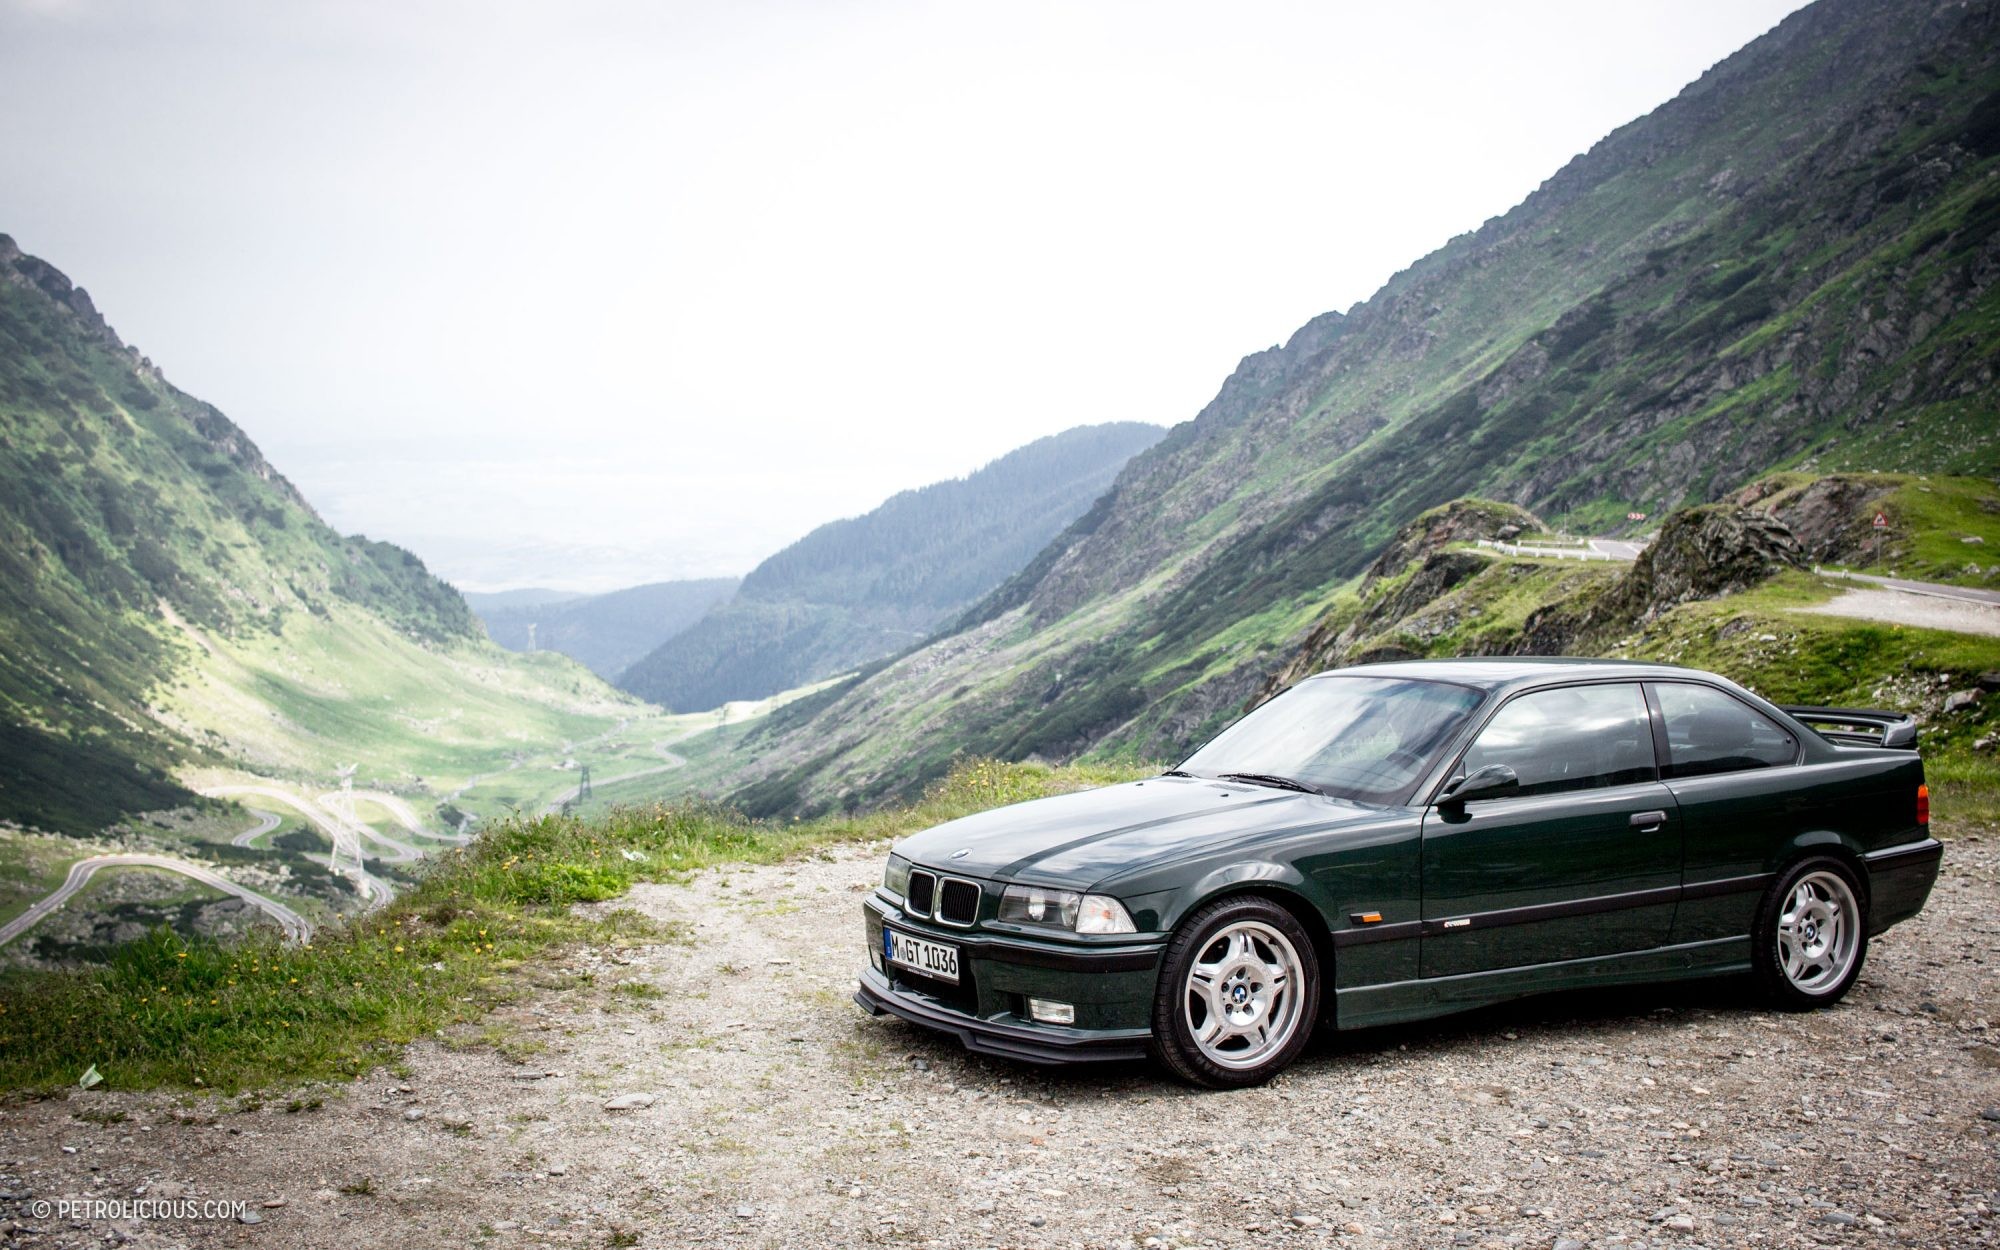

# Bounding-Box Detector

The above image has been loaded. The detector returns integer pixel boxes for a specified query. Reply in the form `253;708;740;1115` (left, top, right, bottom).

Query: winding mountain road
353;789;468;842
316;791;424;864
201;784;395;906
14;718;709;951
228;809;282;848
0;853;311;948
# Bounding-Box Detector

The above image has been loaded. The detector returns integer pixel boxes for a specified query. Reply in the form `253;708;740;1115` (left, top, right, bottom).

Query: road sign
1872;511;1889;529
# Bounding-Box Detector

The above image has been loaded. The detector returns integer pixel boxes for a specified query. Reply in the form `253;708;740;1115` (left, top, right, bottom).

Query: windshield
1177;675;1484;804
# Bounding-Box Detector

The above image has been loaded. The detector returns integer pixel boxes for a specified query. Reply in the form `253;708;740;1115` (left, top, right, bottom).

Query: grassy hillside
160;602;643;808
1736;471;2000;587
710;0;2000;815
470;577;739;679
0;235;660;838
618;422;1165;711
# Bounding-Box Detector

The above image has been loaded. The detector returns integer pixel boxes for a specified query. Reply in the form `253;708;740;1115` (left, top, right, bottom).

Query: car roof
1306;656;1719;693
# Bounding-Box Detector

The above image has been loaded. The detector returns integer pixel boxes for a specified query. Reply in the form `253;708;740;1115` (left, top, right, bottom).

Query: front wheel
1150;896;1320;1089
1752;856;1868;1010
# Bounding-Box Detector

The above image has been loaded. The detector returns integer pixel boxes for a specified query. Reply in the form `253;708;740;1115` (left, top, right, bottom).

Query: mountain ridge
0;234;620;833
618;422;1165;711
713;0;2000;816
471;577;738;679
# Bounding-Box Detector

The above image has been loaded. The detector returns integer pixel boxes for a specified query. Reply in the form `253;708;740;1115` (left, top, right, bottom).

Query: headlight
1000;884;1080;928
999;886;1136;934
883;854;912;897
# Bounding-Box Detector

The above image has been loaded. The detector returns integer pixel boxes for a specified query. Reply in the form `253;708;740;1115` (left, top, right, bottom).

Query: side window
1459;683;1656;798
1652;683;1797;778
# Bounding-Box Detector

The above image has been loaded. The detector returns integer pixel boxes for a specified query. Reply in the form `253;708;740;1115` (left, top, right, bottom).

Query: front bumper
856;894;1161;1065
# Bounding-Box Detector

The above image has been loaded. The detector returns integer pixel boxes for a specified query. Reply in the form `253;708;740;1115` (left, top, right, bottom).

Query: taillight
1916;783;1930;826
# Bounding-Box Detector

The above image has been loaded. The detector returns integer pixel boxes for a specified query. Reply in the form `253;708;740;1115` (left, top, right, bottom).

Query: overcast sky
1;0;1809;591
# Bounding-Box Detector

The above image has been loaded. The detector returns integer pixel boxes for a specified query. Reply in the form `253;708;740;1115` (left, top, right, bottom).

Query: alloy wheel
1181;920;1305;1071
1775;869;1860;995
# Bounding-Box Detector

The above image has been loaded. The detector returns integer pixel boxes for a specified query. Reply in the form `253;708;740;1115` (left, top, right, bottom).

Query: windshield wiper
1217;771;1323;795
1162;769;1197;778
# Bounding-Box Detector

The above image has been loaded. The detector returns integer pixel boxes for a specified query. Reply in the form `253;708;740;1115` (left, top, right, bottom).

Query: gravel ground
2;836;1997;1250
1803;589;2000;638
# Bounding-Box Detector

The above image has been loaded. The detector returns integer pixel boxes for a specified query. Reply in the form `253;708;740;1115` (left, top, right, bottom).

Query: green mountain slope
0;235;642;833
470;578;739;679
1252;473;1999;813
1256;473;2000;684
714;0;2000;815
617;422;1165;711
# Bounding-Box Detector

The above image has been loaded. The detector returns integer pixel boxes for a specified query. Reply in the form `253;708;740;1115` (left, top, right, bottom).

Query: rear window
1652;682;1797;778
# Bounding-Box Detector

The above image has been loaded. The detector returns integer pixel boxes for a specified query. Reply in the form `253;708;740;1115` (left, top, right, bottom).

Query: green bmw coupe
856;659;1942;1087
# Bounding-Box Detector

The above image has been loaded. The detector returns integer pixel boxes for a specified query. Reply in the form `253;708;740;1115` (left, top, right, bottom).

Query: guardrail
1475;539;1625;561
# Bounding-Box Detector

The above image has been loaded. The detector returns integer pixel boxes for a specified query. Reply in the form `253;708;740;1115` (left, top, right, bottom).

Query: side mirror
1439;763;1519;806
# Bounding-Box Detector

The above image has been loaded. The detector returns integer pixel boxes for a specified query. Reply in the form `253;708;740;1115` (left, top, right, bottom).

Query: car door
1644;681;1809;944
1420;681;1679;979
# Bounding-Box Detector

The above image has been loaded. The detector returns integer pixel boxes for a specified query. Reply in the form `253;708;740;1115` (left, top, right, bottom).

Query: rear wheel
1150;896;1319;1089
1753;856;1867;1010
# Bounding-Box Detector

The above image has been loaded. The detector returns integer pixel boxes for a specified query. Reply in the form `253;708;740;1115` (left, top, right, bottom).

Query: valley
0;0;1994;1162
0;226;881;961
6;3;2000;1246
0;678;838;962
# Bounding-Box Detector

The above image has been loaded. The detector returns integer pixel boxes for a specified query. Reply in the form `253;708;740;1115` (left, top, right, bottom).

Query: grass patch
0;759;1140;1093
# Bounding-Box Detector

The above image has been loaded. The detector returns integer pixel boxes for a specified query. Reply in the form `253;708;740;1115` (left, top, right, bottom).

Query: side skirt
1333;936;1751;1031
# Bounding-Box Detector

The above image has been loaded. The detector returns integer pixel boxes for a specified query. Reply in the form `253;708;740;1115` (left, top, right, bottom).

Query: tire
1149;895;1320;1089
1752;855;1869;1011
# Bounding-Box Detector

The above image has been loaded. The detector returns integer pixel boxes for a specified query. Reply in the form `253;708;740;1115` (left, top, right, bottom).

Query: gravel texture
1804;589;2000;638
1;836;1996;1249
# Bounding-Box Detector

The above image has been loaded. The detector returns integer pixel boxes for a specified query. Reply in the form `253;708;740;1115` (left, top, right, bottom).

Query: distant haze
0;0;1808;591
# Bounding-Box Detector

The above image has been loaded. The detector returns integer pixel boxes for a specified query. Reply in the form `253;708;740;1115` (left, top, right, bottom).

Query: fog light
1027;998;1075;1025
869;943;884;973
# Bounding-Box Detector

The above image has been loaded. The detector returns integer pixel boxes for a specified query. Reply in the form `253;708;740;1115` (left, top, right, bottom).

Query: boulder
1613;505;1803;620
1764;475;1890;564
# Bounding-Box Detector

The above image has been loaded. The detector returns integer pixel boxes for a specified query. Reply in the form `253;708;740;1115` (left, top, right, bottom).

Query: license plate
884;927;959;984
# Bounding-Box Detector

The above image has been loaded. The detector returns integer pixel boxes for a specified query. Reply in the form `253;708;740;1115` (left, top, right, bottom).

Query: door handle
1630;810;1669;832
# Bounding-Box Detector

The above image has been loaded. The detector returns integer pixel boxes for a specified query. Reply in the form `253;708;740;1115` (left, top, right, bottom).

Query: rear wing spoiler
1780;705;1918;749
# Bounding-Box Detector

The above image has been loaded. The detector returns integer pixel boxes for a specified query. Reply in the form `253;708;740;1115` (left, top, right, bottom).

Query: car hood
893;776;1384;890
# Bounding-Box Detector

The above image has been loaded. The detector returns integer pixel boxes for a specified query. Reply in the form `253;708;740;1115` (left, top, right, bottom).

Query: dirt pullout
4;839;1998;1249
1802;587;2000;637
